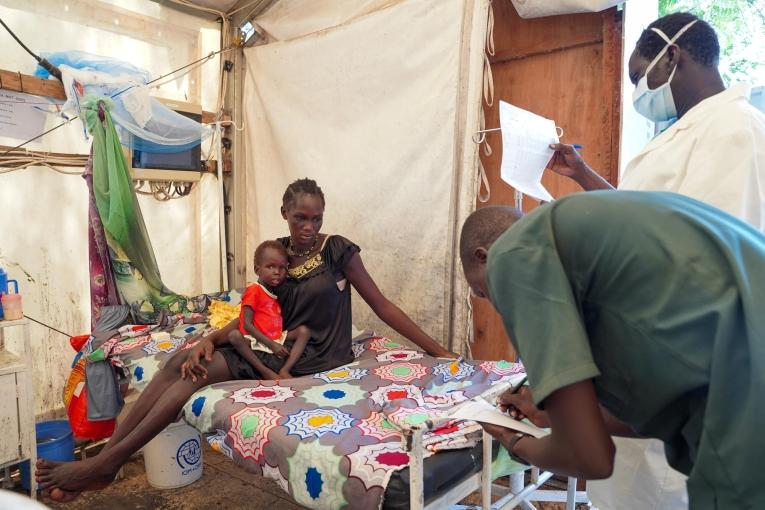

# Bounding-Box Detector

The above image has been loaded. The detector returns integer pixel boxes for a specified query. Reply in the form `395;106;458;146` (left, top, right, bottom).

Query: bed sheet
90;293;526;510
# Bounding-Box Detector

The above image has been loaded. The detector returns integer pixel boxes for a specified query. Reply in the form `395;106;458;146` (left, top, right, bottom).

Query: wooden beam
0;68;216;123
490;38;603;65
0;70;66;100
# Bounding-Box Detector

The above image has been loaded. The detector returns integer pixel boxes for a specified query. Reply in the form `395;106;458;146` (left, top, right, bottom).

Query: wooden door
471;4;623;361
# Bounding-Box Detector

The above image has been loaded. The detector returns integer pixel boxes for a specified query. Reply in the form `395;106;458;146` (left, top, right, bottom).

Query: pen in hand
497;375;528;418
511;375;528;394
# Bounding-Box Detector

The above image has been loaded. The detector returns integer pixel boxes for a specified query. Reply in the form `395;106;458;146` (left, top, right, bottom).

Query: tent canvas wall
238;0;489;352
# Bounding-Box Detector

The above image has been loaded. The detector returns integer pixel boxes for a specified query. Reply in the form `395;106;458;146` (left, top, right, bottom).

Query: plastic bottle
1;280;22;321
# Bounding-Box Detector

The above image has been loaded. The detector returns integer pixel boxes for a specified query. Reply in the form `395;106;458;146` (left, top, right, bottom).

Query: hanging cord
486;1;495;57
482;1;496;107
465;292;475;358
146;55;213;90
475;1;496;204
0;17;62;80
0;146;88;175
479;108;492;157
0;46;234;160
24;314;74;338
0;161;84;175
134;180;195;200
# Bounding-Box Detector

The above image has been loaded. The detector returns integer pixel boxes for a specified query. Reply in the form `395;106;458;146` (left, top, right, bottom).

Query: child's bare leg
37;352;234;498
229;330;280;380
278;326;310;378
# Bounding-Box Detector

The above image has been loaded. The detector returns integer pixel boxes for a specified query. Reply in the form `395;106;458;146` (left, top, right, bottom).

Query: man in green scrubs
459;190;765;510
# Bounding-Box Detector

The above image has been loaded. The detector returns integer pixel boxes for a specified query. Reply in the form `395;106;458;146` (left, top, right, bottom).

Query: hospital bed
72;291;588;509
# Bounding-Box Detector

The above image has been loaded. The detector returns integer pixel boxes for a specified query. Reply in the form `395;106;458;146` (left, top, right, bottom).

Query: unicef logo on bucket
176;438;202;475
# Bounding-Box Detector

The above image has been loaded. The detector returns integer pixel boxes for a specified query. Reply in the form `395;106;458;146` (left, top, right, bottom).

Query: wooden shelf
0;69;216;123
0;318;30;329
0;349;25;376
0;317;37;497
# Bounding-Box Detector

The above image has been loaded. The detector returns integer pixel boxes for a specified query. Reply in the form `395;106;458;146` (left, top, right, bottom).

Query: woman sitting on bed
38;178;456;501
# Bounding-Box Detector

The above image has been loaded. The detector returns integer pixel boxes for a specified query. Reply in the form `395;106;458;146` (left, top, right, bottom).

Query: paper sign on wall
499;101;558;202
0;90;49;143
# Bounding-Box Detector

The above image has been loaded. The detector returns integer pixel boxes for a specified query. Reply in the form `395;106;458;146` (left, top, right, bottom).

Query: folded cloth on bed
208;299;241;330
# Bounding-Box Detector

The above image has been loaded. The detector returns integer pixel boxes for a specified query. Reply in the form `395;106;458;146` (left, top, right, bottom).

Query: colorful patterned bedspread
97;292;527;510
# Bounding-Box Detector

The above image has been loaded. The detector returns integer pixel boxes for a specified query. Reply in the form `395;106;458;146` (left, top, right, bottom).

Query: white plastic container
143;421;203;489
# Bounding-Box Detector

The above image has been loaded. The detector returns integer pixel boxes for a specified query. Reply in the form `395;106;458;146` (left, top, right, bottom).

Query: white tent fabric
253;0;399;41
243;0;488;350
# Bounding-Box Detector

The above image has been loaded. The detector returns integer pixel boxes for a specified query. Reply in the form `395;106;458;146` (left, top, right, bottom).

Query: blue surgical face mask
632;20;698;123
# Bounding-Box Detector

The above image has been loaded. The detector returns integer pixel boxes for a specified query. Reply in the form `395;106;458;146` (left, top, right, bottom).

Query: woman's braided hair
282;178;326;210
635;12;720;67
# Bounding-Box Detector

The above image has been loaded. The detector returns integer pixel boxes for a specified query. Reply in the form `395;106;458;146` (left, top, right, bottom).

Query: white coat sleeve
677;112;765;231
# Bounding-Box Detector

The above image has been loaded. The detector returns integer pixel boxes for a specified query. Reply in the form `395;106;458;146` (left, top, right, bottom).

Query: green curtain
83;95;189;321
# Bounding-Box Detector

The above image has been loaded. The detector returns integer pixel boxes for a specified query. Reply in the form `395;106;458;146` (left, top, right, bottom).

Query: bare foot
47;487;83;502
36;457;117;494
39;463;81;501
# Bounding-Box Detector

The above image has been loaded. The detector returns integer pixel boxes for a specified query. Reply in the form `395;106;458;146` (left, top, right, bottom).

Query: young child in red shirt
227;240;310;379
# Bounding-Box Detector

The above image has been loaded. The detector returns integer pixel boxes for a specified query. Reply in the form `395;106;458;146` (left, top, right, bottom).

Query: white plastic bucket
143;421;203;489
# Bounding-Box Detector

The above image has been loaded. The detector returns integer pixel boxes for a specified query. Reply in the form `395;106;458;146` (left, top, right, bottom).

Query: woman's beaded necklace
287;236;318;257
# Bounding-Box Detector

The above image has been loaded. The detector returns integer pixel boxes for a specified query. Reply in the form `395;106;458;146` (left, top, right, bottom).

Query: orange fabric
239;283;283;340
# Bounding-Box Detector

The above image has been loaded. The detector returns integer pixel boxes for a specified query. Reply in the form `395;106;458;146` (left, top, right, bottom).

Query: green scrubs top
486;190;765;510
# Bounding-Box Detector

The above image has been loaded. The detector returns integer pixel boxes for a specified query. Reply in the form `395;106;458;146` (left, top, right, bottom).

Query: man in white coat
544;11;765;510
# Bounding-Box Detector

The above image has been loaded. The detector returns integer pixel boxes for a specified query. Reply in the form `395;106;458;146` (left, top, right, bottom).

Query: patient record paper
450;397;548;438
499;101;558;202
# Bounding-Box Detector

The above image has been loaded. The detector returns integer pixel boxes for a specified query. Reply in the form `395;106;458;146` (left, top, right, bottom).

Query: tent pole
215;122;229;291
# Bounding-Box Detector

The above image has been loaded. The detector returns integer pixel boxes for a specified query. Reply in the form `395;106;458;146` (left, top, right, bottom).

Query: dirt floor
8;443;584;510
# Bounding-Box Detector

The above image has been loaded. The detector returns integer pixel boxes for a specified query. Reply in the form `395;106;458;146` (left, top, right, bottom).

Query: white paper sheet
449;397;549;438
498;101;559;202
0;90;49;143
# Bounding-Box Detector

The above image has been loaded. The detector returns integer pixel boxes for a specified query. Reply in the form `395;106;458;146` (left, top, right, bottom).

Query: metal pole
215;122;229;291
409;428;425;510
566;477;577;510
481;431;493;508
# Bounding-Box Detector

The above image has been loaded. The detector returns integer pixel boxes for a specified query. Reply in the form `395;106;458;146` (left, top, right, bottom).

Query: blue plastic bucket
19;420;75;490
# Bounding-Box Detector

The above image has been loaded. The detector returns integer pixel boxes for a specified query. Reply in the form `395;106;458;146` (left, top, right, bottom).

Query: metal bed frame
404;381;591;510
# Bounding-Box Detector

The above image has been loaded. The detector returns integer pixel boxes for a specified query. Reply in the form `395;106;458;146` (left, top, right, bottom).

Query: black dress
219;235;360;379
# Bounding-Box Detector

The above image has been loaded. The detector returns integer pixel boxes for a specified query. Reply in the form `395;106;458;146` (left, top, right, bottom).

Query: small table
0;318;37;498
